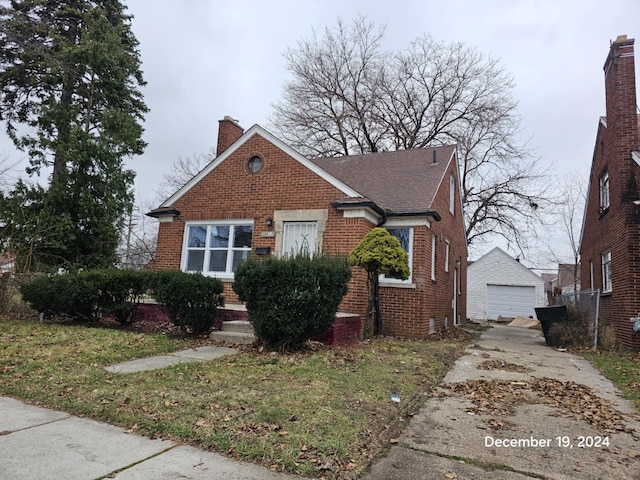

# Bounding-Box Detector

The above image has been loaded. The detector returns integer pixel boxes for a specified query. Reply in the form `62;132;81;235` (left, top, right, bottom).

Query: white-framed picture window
182;221;253;278
381;227;413;284
601;250;612;293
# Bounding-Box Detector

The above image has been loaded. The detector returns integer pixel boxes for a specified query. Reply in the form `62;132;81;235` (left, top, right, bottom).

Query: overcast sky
2;0;639;268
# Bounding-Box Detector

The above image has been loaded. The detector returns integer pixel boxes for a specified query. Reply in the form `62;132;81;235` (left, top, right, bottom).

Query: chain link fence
554;289;602;349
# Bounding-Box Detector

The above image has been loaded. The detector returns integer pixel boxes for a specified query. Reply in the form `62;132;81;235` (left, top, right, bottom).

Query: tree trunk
373;274;381;335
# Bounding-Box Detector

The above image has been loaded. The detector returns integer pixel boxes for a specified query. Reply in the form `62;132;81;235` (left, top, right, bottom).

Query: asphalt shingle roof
310;145;456;214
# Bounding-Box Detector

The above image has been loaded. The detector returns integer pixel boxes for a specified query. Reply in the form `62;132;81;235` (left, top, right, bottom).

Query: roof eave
387;210;442;221
146;206;181;219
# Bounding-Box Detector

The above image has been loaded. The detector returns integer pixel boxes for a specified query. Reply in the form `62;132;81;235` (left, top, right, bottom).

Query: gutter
331;200;388;226
386;210;442;222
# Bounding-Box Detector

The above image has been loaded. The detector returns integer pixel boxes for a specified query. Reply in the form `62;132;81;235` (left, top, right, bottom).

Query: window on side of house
431;233;436;281
444;239;450;273
599;170;610;212
449;174;455;214
381;227;413;284
601;250;612;293
182;221;253;277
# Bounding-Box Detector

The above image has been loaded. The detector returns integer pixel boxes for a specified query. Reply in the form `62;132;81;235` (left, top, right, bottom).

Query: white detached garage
467;247;546;321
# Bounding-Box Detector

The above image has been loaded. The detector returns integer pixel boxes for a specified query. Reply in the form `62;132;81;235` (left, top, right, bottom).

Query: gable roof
159;124;362;208
468;247;544;284
155;123;457;219
310;146;457;215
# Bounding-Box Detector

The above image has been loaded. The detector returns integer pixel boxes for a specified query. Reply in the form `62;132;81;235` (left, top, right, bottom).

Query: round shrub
151;271;224;334
20;272;98;321
86;269;151;325
233;254;351;350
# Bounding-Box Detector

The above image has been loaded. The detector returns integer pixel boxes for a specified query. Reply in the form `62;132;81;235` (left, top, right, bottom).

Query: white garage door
486;284;536;320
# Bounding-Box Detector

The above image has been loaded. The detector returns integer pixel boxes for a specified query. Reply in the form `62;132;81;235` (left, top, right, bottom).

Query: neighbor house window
445;240;450;273
449;174;456;214
599;170;609;211
431;234;436;281
601;250;612;293
182;221;253;277
381;227;413;284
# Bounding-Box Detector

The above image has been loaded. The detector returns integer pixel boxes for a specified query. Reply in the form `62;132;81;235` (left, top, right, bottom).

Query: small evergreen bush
151;271;224;334
233;254;351;350
87;269;150;325
20;272;98;321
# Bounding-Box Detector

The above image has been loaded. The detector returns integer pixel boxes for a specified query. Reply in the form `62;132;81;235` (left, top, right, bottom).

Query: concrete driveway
364;324;640;480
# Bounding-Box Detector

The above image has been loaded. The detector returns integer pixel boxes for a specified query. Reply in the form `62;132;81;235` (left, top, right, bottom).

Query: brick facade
152;122;468;339
580;36;640;350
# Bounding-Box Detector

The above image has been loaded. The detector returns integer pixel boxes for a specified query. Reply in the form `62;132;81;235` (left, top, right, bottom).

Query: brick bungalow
580;35;640;350
148;117;468;339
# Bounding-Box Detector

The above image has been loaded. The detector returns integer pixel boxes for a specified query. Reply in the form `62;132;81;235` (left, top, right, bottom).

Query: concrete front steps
209;304;361;345
210;319;255;344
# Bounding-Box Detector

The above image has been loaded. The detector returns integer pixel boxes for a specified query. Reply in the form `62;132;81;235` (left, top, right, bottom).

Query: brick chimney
603;35;638;152
216;116;244;156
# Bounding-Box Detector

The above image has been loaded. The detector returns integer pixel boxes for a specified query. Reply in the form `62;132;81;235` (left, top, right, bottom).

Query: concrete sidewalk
364;324;640;480
0;395;299;480
0;345;300;480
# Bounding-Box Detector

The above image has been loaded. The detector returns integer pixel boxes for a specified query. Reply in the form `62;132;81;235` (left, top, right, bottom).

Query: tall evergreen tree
0;0;147;271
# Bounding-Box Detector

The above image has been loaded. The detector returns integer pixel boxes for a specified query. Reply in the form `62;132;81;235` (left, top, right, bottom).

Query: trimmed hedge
20;270;224;334
233;254;351;350
150;271;224;335
20;272;99;321
86;269;150;325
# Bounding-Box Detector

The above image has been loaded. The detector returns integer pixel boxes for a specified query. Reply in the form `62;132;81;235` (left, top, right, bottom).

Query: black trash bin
535;305;568;346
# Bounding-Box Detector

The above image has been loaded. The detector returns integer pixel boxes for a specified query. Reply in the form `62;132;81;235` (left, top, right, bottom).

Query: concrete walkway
364;324;640;480
104;345;238;373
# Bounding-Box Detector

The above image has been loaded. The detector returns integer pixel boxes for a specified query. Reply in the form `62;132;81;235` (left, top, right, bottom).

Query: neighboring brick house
553;264;580;295
580;35;640;350
148;116;468;338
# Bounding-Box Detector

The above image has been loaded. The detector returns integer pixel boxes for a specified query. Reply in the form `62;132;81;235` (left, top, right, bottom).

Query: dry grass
0;316;469;478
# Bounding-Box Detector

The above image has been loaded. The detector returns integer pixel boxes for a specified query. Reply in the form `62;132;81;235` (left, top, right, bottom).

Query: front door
282;222;317;257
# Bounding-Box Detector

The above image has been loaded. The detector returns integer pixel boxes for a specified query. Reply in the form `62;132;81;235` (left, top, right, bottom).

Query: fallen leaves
477;359;532;373
447;379;531;416
531;378;633;434
445;377;636;435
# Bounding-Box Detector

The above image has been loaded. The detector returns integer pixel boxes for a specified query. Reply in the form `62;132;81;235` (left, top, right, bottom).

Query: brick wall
377;155;468;338
154;130;468;340
580;36;640;350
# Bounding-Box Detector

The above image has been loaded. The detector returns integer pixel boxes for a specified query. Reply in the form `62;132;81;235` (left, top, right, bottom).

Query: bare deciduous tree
271;16;554;254
154;149;215;202
0;153;20;193
546;172;586;294
122;149;215;269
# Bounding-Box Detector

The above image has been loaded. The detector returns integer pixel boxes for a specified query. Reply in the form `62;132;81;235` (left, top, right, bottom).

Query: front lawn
0;317;470;478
